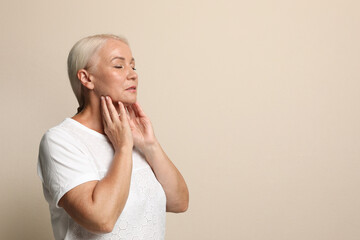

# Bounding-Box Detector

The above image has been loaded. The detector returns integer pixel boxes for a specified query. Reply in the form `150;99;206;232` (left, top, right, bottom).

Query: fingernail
106;96;109;100
101;96;104;100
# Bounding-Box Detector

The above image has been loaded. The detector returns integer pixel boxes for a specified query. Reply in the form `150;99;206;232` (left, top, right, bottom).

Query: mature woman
37;34;189;240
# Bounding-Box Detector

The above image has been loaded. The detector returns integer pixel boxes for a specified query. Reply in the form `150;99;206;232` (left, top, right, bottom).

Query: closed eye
114;65;123;69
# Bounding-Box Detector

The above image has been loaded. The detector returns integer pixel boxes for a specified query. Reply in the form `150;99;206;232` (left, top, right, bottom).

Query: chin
119;97;137;107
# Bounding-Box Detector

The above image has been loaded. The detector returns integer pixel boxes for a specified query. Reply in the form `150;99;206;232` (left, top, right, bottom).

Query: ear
77;69;94;90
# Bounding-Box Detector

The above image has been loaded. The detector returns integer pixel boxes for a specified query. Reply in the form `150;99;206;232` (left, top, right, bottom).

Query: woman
37;34;189;240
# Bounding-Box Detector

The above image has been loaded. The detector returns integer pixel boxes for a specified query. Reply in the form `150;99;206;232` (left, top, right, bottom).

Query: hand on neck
72;94;133;135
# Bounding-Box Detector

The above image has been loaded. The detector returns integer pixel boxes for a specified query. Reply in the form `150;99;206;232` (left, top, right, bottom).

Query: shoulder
41;122;74;146
39;119;88;157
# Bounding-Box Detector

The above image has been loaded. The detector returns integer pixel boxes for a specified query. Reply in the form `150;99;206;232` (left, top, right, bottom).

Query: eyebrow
110;56;135;62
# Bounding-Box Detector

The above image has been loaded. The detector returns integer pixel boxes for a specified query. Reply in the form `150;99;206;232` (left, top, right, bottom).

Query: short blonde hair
67;34;128;113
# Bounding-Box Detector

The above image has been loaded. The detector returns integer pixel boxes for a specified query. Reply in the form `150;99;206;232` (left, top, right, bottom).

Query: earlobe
77;69;94;90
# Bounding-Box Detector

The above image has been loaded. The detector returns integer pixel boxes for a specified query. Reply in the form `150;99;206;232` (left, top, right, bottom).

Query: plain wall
1;0;359;239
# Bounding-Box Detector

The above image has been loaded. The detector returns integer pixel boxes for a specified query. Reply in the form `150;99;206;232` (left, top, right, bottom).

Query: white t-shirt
37;118;166;240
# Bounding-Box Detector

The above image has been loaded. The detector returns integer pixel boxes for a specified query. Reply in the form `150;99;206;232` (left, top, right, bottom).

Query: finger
100;96;111;125
125;107;135;127
106;96;120;122
127;104;137;120
125;107;131;123
126;114;132;126
125;106;130;117
133;102;147;118
118;101;128;122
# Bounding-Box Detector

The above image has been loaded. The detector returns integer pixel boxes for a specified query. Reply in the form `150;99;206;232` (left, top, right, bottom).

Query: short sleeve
37;128;100;208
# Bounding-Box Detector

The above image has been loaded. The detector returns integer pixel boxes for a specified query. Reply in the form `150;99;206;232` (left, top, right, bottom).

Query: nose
127;67;138;81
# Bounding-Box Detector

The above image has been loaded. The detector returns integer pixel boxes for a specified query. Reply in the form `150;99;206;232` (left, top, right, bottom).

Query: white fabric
37;118;166;240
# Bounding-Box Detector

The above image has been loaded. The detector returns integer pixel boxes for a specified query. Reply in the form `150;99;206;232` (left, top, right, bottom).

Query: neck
72;98;121;135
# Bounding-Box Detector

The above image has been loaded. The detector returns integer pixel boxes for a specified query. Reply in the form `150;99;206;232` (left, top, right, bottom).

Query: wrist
114;144;133;156
142;141;161;158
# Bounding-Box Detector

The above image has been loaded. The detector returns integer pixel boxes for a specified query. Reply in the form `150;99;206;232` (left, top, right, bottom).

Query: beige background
1;0;359;239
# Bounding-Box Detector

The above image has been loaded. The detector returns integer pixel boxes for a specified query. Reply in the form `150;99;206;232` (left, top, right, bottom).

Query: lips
126;86;137;90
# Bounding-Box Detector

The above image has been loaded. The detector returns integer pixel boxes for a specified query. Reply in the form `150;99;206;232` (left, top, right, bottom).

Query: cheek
93;74;127;96
103;70;126;83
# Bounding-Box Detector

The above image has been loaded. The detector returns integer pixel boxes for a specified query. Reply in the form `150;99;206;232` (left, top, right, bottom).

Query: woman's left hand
126;102;158;155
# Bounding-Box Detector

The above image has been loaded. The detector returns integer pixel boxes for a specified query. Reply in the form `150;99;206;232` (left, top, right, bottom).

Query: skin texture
58;39;189;233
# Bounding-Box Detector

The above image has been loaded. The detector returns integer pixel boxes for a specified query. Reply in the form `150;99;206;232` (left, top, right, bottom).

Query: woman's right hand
58;96;134;233
101;96;133;151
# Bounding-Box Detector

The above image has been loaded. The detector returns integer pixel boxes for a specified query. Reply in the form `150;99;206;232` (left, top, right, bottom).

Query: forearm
87;147;133;232
143;142;189;213
60;146;133;233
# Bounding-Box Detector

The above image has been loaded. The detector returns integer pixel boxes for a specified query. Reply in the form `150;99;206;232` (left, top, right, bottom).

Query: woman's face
88;39;138;105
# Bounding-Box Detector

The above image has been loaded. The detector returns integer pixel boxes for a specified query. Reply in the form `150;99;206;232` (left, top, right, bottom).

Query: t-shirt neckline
65;118;108;140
